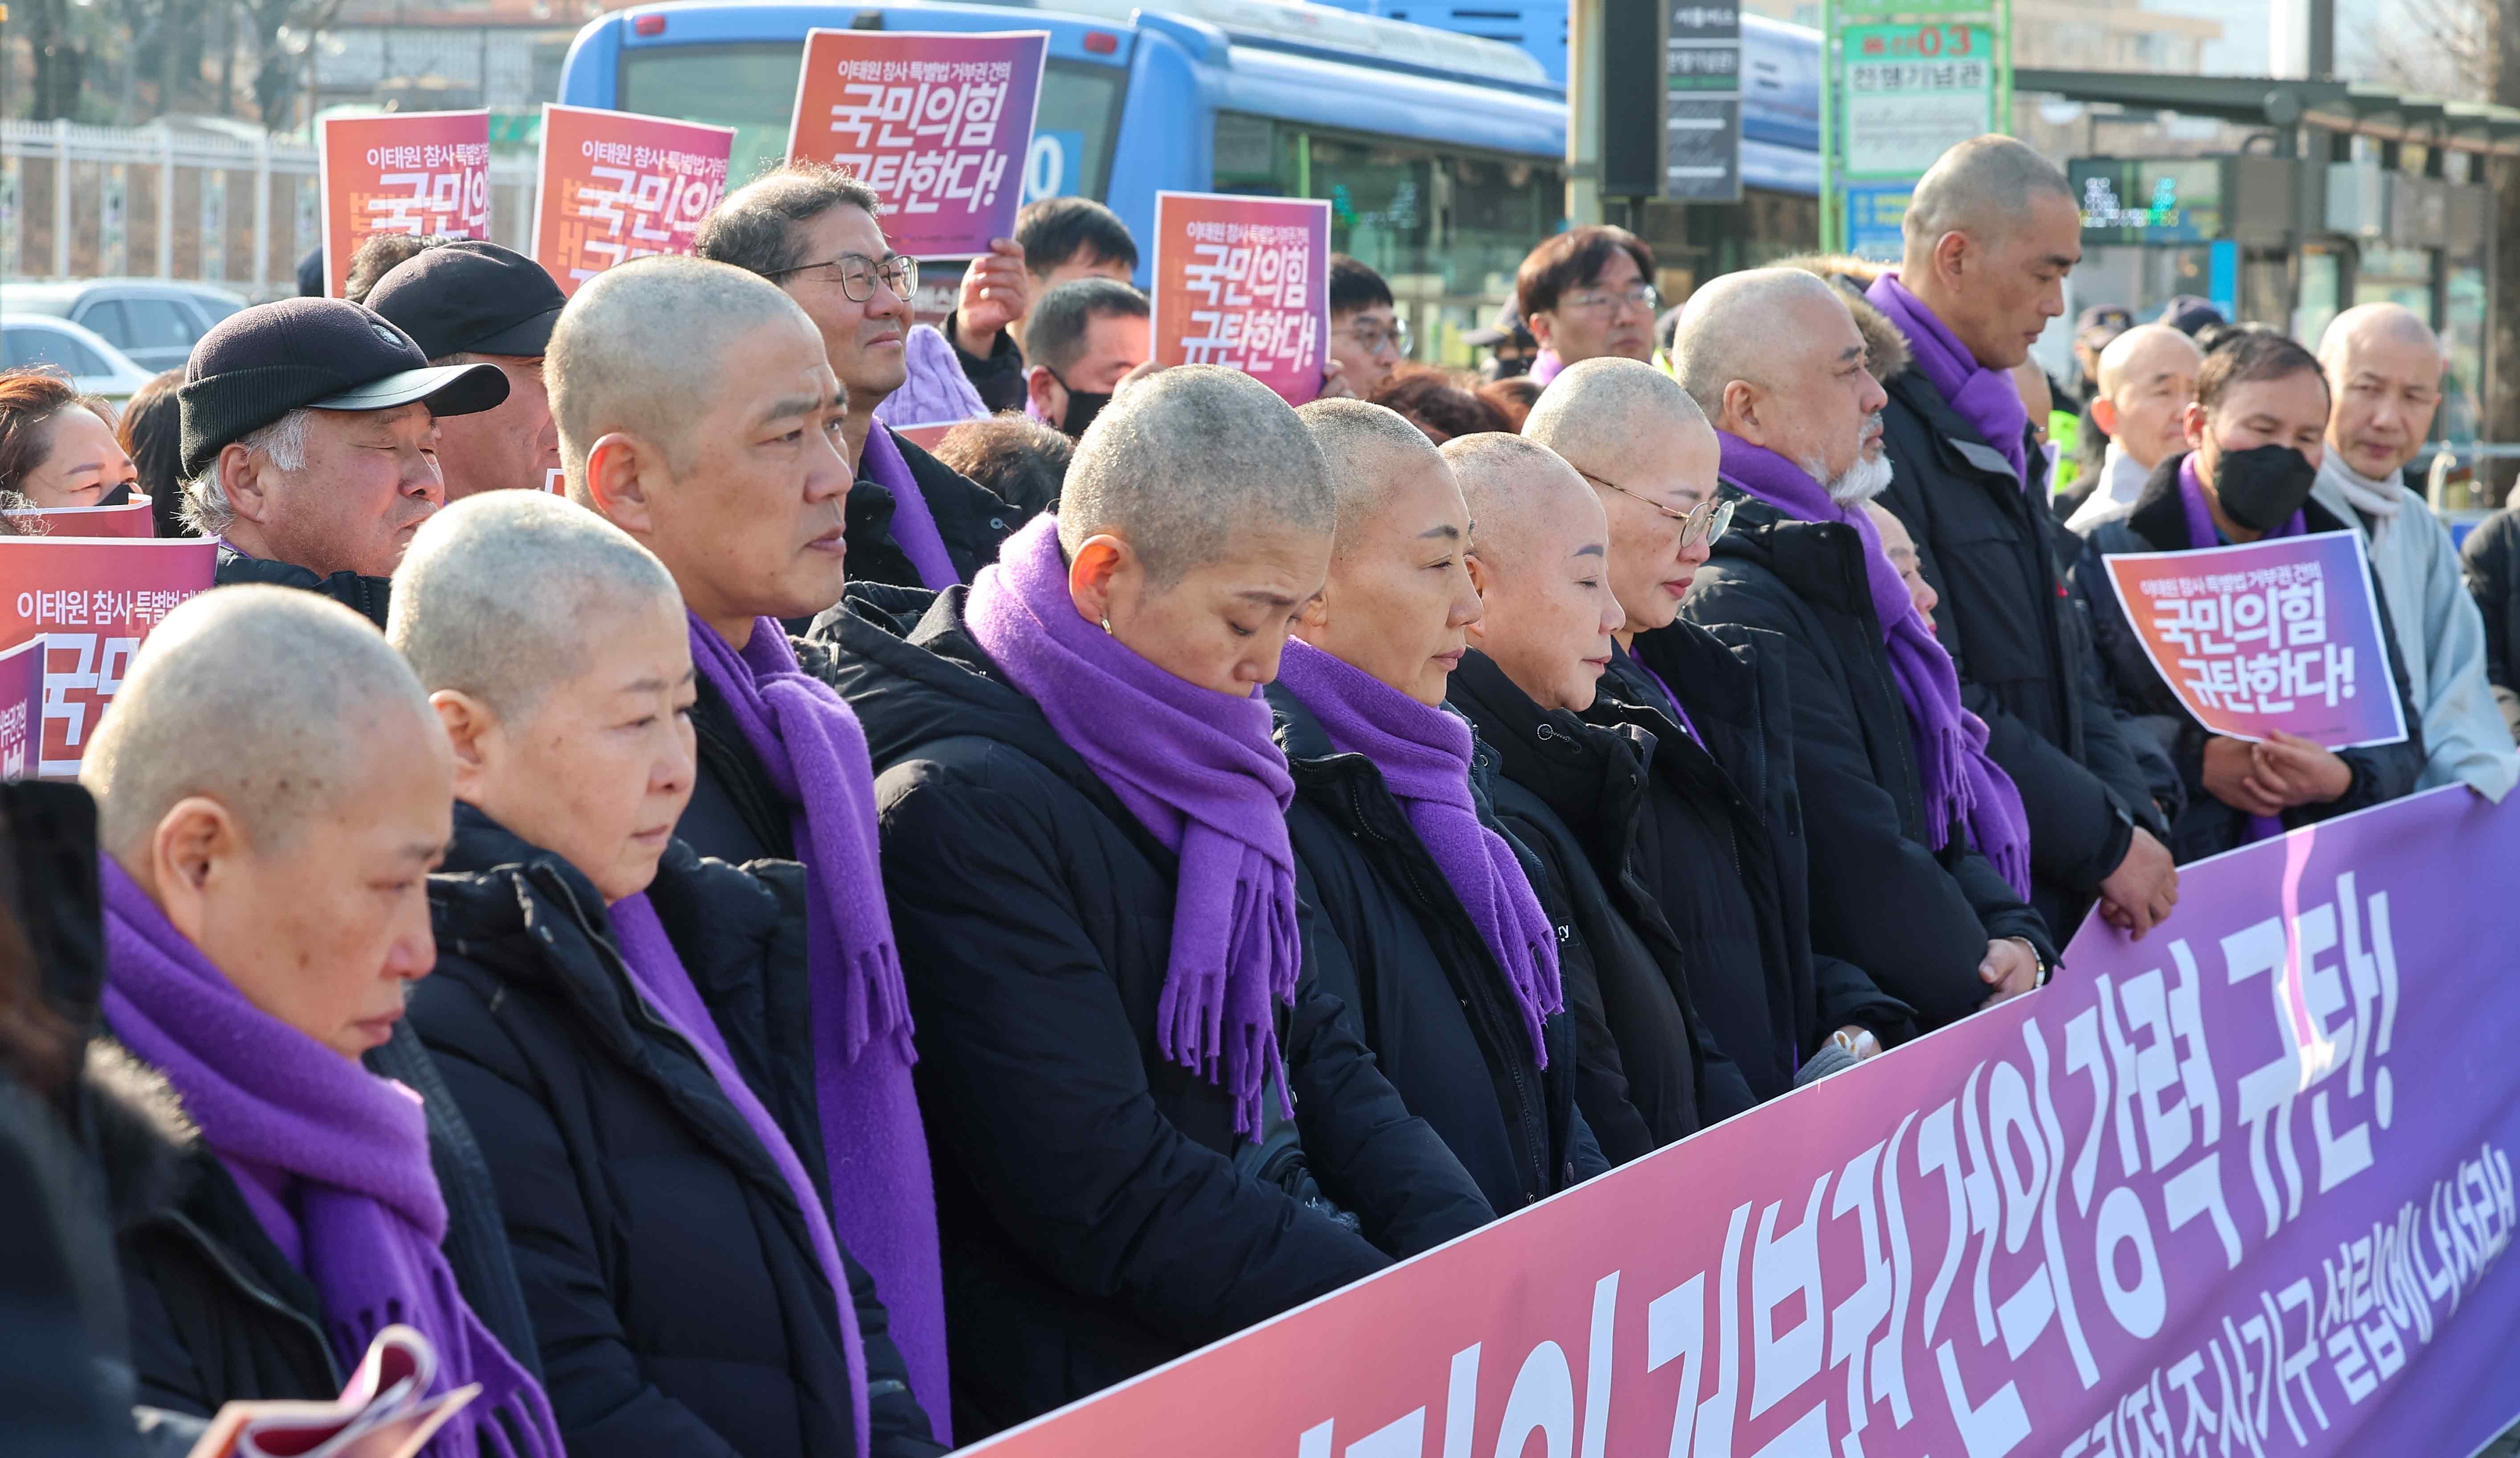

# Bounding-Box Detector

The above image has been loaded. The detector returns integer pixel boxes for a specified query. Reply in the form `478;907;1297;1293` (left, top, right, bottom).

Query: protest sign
318;110;491;299
964;785;2520;1458
786;29;1047;258
0;538;217;777
2;495;156;539
0;636;40;781
2104;532;2406;749
891;422;959;452
1151;192;1331;407
532;105;736;295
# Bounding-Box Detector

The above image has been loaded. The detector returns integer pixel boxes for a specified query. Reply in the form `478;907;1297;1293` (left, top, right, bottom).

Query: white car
5;278;248;372
1;314;159;404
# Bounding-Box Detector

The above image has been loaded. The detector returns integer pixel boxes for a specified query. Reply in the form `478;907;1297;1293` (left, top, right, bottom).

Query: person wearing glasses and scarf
1512;227;1660;387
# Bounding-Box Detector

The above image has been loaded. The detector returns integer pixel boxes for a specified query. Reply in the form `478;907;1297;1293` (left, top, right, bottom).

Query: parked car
3;279;246;371
1;315;158;403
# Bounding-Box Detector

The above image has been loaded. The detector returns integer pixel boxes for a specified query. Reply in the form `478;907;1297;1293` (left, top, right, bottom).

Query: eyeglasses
1560;283;1659;316
767;251;919;302
1337;318;1412;357
1575;468;1734;547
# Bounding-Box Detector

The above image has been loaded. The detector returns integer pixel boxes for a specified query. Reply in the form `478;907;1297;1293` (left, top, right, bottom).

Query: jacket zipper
162;1209;343;1388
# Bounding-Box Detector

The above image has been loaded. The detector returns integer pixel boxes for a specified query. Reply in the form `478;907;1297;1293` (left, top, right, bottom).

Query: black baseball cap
2158;295;2226;336
1464;303;1535;349
365;240;567;360
177;298;510;479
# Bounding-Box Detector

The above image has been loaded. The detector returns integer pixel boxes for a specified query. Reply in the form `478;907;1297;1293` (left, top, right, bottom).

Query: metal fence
2;119;537;300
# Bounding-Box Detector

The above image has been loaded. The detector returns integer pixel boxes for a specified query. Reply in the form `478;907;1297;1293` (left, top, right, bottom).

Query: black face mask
1055;387;1111;441
97;482;134;507
2209;443;2319;533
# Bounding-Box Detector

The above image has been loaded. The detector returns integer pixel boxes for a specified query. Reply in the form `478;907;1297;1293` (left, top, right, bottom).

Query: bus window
1211;112;1563;367
620;43;1126;205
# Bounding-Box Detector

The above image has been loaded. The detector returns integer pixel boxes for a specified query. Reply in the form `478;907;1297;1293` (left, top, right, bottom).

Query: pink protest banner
2103;531;2407;749
318;110;491;299
3;495;156;539
964;785;2520;1458
1152;191;1331;406
786;30;1047;258
532;104;736;295
891;422;959;453
0;635;40;780
0;538;217;777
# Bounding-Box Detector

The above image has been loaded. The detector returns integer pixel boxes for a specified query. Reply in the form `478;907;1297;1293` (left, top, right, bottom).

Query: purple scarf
860;425;963;591
1274;639;1563;1066
685;614;948;1437
964;516;1303;1137
1866;273;2030;486
608;894;871;1458
1528;349;1566;387
96;859;562;1458
2177;455;2303;845
1717;435;2034;897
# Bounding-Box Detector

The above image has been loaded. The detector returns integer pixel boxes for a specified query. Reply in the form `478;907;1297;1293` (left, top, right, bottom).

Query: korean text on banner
0;636;41;781
0;538;217;777
318;110;492;299
2104;531;2408;749
533;105;736;295
786;29;1048;258
959;785;2520;1458
1151;191;1331;407
3;496;157;540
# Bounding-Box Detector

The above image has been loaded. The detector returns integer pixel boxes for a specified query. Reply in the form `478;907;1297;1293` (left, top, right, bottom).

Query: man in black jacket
699;162;1027;591
172;297;508;627
2465;504;2520;743
947;196;1140;413
1863;136;2179;943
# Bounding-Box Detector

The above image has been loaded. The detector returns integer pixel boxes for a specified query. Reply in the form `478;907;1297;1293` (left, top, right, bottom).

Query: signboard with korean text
0;539;217;777
532;105;737;295
1840;22;1995;179
2102;533;2408;750
0;636;40;782
1663;1;1742;203
786;29;1048;259
317;110;492;300
1150;192;1331;407
2;496;157;540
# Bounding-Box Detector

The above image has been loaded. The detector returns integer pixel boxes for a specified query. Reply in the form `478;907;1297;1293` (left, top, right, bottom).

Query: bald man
2311;304;2517;800
2065;324;2203;531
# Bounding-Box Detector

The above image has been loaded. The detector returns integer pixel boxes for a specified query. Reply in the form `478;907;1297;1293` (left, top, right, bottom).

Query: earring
1101;615;1113;634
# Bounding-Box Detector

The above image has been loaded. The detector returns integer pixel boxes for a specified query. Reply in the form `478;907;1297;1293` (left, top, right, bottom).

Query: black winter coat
1682;491;2055;1028
413;807;942;1458
1270;682;1605;1211
1443;651;1754;1161
1877;364;2168;935
213;544;392;629
845;426;1028;592
2069;457;2429;863
2463;506;2520;709
946;312;1029;414
820;588;1494;1439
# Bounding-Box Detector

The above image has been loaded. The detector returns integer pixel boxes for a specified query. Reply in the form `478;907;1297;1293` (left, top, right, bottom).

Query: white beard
1817;450;1895;506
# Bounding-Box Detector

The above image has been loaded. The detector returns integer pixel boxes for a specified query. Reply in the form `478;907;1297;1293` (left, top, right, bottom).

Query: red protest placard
1152;192;1332;406
0;538;217;777
532;104;737;296
0;636;40;781
786;30;1048;258
318;110;492;299
3;495;156;539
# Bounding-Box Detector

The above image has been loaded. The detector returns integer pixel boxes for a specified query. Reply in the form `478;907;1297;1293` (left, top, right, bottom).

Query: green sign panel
1839;23;1996;179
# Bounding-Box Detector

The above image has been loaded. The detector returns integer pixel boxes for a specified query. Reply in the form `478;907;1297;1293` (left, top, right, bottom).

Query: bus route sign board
1663;1;1742;203
1840;22;1995;179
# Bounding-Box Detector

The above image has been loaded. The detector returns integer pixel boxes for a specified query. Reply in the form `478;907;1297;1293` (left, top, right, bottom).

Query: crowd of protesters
6;130;2520;1458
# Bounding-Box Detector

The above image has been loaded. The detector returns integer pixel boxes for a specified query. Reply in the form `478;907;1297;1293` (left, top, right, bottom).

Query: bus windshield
620;42;1126;203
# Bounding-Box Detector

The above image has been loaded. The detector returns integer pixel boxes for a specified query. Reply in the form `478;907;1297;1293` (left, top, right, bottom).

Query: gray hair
694;161;883;280
1665;269;1845;420
546;254;825;493
1441;432;1596;575
1293;398;1450;549
1058;365;1334;586
79;584;437;856
389;490;680;723
1525;355;1708;462
180;408;309;538
1026;278;1150;377
1901;135;2075;256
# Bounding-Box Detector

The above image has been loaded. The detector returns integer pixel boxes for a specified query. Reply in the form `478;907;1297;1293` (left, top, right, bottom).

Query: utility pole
1565;0;1604;227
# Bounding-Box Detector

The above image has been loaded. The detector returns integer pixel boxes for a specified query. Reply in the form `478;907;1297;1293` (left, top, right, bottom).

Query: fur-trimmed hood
1772;253;1912;384
81;1037;198;1232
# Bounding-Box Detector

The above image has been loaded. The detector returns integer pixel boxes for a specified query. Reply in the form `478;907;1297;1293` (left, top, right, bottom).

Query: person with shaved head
1263;401;1603;1213
83;588;562;1455
2307;304;2516;799
2063;324;2202;530
820;367;1491;1435
1668;270;2058;1029
1523;359;1910;1102
1863;137;2180;945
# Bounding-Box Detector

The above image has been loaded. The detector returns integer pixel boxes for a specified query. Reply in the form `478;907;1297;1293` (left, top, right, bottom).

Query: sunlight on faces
435;354;559;501
226;402;444;578
1598;417;1720;635
2187;370;2331;492
1864;501;1939;633
2093;326;2201;472
1331;302;1404;399
2322;312;2444;481
1902;139;2080;370
1298;450;1480;706
1070;521;1330;697
18;407;136;508
779;203;912;405
1450;438;1621;712
1532;246;1654;367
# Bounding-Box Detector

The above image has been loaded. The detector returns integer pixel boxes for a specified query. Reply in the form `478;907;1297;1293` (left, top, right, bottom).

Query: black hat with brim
365;239;568;360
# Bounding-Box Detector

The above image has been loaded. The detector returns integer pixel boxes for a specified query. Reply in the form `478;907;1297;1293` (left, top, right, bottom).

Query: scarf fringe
830;943;920;1069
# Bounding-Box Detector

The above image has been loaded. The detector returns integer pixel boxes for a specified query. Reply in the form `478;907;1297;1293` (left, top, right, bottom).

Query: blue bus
556;0;1823;360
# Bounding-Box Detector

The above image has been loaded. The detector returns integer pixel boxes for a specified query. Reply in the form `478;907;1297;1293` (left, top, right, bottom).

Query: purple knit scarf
607;893;871;1458
96;858;562;1458
1867;273;2030;486
684;613;948;1438
963;516;1303;1137
2177;454;2304;845
1717;435;2034;896
1274;638;1563;1066
860;425;963;591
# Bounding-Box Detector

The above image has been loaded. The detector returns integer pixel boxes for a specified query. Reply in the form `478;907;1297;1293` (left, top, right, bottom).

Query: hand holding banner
1152;192;1332;407
0;538;217;777
318;110;492;299
532;105;737;295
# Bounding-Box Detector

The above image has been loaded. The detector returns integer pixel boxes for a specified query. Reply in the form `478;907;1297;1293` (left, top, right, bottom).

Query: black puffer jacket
213;544;392;629
1270;682;1604;1212
1877;360;2169;935
2463;506;2520;724
1682;491;2055;1027
413;807;941;1458
820;588;1492;1438
1444;651;1754;1161
946;312;1028;414
2070;456;2429;862
845;426;1028;591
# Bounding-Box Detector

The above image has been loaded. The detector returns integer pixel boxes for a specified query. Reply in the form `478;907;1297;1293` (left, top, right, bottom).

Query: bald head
81;586;440;858
1295;399;1453;554
1899;136;2080;372
2097;324;2202;399
1667;268;1853;423
2320;302;2441;369
1059;365;1334;586
547;254;827;491
1901;135;2075;257
1444;432;1598;578
389;490;681;724
2318;302;2446;480
1525;355;1729;635
1524;355;1711;485
1445;433;1617;712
